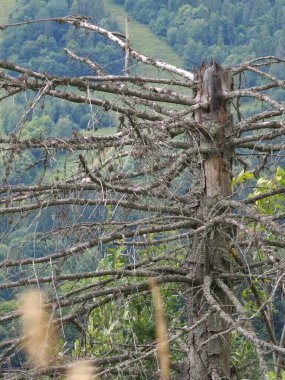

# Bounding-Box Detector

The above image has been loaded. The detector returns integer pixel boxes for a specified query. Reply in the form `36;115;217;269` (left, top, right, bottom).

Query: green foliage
71;240;186;371
103;0;182;71
0;299;17;316
231;322;285;379
1;1;285;376
241;280;266;314
231;166;285;377
73;295;156;357
269;370;285;379
250;166;285;215
113;0;285;68
73;279;185;374
0;0;123;76
97;245;127;269
231;332;261;379
0;0;124;148
231;169;254;190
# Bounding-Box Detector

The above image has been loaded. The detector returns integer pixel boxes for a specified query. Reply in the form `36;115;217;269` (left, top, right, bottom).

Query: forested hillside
0;0;183;137
113;0;285;70
1;2;285;379
0;0;122;142
6;0;285;76
1;0;122;76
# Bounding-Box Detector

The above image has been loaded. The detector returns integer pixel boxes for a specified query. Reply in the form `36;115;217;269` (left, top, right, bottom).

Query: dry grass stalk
18;289;57;368
66;360;97;380
149;278;170;380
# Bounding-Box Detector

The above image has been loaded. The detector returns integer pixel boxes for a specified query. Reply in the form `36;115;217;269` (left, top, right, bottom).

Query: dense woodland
3;1;285;75
0;0;123;139
1;0;285;139
1;0;284;132
0;1;285;379
114;0;285;69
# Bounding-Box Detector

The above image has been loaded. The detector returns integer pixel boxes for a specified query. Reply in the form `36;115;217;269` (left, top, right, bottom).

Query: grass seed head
66;360;97;380
149;278;169;380
18;289;57;368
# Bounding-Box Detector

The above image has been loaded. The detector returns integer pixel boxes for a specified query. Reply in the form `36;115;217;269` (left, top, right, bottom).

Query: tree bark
184;62;233;380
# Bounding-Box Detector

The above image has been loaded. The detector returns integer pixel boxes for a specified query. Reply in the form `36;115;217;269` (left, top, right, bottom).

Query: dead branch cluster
0;16;285;379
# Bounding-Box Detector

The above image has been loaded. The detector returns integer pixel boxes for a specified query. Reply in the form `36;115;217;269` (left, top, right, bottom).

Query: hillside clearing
0;0;15;26
104;0;182;76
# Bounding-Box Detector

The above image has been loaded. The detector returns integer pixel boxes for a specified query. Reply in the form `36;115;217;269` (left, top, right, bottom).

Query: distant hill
104;0;182;72
0;0;182;77
1;0;284;140
0;0;122;77
111;0;285;70
0;0;184;138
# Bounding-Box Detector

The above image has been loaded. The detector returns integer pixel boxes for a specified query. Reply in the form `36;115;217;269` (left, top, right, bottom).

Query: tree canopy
115;0;285;68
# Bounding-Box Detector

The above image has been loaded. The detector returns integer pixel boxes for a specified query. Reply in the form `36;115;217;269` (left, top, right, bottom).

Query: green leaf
238;170;254;182
232;170;254;188
276;166;285;186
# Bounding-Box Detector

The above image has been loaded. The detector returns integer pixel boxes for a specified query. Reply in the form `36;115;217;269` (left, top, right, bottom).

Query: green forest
0;1;285;379
3;0;285;72
114;0;285;69
0;0;124;139
1;0;285;138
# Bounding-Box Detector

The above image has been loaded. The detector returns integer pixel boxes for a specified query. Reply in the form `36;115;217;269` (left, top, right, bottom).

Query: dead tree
0;16;285;380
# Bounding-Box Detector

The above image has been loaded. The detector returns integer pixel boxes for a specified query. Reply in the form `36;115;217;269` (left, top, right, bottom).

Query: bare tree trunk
184;62;233;380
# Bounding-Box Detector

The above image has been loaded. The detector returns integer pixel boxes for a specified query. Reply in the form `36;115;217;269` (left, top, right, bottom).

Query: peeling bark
185;62;233;380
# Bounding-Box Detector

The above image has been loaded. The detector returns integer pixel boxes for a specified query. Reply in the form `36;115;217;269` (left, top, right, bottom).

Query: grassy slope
0;0;180;66
0;0;15;26
104;0;182;76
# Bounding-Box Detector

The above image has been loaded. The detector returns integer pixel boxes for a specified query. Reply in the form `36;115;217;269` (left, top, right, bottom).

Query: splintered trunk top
185;62;233;380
